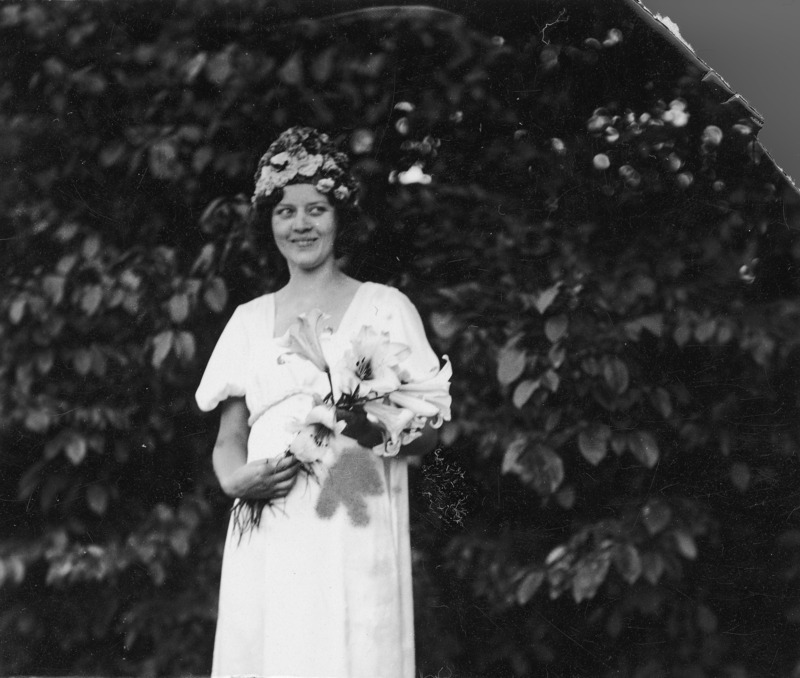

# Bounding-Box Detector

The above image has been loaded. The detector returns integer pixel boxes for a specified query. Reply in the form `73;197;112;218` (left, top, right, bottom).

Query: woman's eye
274;207;294;218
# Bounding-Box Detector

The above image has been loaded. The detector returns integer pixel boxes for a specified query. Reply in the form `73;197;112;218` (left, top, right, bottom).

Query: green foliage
2;0;800;675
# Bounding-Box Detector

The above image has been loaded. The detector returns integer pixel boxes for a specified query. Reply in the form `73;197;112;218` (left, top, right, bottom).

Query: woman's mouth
291;238;317;247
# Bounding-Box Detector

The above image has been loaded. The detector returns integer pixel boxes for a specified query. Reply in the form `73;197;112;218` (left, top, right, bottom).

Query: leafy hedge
2;0;800;675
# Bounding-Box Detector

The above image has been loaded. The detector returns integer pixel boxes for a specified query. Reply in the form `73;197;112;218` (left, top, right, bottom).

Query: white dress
195;281;441;678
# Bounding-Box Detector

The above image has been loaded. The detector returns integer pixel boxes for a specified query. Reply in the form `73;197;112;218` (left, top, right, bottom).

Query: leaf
65;435;88;465
73;349;93;376
99;142;126;168
184;52;207;83
613;544;642;584
717;322;734;344
57;253;78;274
203;277;228;313
497;347;527;385
9;297;26;324
36;350;54;375
192;146;214;174
673;323;692;347
42;275;65;304
174;331;196;362
430;311;461;340
641;551;665;584
502;437;527;475
578;423;611;466
628;430;660;468
631;275;656;297
360;53;386;78
624;313;664;340
152;331;174;368
541;369;560;393
674;530;698;560
610;433;627;456
516;569;545;604
603;357;629;394
87;485;109;516
206;51;232;85
530;283;561;314
530;445;564;496
91;346;107;376
83;234;102;260
694;318;717;343
572;551;611;603
513;379;539;408
81;285;103;316
311;46;336;83
641;499;672;535
278;51;304;85
168;293;190;323
148;140;181;180
548;343;566;368
504;439;564;495
545;545;568;567
650;387;673;418
544;314;568;343
24;410;51;433
555;485;576;509
730;462;750;491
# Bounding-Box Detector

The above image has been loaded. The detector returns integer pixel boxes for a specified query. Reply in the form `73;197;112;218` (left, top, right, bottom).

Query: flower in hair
316;178;336;194
252;126;359;208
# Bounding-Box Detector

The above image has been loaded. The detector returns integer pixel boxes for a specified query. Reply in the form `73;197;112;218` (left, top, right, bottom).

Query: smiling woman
194;126;451;678
271;184;338;275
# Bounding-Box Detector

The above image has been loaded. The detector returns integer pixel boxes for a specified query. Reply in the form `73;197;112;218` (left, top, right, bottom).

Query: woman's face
271;183;337;272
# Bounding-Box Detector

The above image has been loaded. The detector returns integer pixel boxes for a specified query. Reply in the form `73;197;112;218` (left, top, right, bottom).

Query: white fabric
195;282;440;678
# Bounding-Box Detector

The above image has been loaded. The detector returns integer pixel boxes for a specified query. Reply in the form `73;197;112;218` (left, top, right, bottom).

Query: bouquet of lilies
232;309;452;534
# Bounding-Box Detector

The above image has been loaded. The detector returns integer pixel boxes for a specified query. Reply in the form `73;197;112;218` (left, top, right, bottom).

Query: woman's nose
293;212;312;230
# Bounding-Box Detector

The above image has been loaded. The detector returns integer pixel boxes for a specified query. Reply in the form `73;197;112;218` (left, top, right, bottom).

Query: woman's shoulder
361;281;411;304
227;293;272;327
357;282;423;326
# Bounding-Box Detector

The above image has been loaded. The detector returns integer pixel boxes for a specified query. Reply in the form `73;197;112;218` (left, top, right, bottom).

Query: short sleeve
195;306;250;411
383;287;441;382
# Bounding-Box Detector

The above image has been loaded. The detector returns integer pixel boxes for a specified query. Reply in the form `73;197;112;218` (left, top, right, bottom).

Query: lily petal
363;401;416;453
277;309;332;374
386;391;441;418
335;325;410;397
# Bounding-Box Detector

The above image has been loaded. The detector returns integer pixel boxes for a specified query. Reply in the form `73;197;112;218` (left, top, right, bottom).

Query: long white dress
195;281;441;678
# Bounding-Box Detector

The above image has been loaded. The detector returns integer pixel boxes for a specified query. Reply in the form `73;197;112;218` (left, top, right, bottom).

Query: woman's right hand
224;453;303;501
213;398;303;501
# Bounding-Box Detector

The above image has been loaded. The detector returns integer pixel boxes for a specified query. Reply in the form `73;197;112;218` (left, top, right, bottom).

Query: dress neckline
268;281;371;340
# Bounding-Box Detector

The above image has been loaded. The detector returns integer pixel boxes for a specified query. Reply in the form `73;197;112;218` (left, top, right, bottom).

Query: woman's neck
283;262;348;298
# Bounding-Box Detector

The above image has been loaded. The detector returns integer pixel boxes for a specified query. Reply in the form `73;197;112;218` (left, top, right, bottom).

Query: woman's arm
212;397;301;499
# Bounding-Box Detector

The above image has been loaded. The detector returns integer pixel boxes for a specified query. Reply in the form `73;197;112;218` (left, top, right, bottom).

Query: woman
195;127;451;678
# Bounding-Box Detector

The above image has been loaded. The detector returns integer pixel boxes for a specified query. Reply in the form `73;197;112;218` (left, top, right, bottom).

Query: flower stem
325;368;334;400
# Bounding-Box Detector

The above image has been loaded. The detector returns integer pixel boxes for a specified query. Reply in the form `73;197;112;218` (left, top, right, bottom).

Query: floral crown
252;127;359;210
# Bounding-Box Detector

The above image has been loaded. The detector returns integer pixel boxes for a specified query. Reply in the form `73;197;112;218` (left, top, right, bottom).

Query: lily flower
387;356;452;427
336;325;410;397
289;402;347;467
363;400;416;456
277;309;332;374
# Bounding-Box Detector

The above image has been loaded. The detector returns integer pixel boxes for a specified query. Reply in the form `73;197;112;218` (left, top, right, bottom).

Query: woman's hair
248;127;362;267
